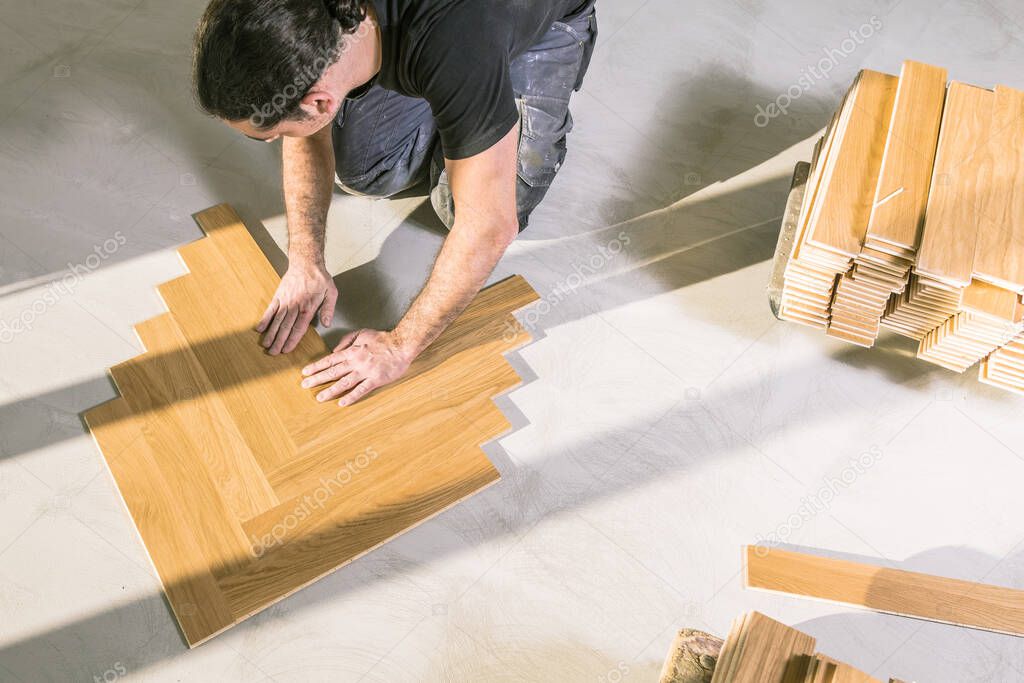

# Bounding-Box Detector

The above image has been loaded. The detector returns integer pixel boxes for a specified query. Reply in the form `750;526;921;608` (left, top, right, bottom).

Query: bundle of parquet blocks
710;612;900;683
779;60;1024;396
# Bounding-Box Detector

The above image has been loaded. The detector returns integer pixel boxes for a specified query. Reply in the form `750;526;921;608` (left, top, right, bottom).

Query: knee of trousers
515;129;569;231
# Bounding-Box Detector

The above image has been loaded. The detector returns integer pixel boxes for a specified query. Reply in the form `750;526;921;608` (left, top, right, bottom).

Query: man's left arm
301;124;521;405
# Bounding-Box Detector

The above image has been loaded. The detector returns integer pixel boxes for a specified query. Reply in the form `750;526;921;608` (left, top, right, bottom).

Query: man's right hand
256;259;338;355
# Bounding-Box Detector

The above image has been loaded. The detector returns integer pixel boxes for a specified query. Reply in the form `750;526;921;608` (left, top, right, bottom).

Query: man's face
226;113;331;143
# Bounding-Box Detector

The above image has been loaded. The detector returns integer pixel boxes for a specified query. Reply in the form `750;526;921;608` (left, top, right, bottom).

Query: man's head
192;0;373;141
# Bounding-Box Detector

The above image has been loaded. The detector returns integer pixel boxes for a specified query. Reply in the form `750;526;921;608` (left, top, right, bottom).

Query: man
192;0;597;405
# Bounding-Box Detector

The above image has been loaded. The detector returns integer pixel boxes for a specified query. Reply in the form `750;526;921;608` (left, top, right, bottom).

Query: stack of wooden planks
83;204;539;646
709;611;887;683
778;60;1024;395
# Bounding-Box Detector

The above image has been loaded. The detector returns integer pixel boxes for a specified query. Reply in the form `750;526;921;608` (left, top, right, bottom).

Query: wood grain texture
83;204;539;646
866;61;948;252
972;85;1024;291
745;546;1024;637
806;69;899;257
710;611;816;683
916;82;995;286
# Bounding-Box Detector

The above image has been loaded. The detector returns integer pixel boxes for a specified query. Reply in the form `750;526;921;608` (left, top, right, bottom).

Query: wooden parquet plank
745;546;1024;637
82;204;539;646
271;355;518;499
278;323;524;491
972;85;1024;291
917;82;995;286
127;313;279;521
806;69;899;258
867;61;948;252
108;343;254;579
710;611;816;683
961;279;1019;320
191;204;280;302
83;399;237;644
223;440;499;619
156;272;302;473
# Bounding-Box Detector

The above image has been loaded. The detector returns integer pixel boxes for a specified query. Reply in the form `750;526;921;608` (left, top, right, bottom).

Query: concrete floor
3;0;1024;680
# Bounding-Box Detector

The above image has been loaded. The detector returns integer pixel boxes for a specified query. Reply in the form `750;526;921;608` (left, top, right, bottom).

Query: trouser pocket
516;95;574;188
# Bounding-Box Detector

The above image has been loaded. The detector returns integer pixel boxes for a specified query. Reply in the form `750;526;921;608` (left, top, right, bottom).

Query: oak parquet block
806;70;898;258
867;61;948;253
83;204;538;646
972;85;1024;292
916;82;995;287
745;546;1024;637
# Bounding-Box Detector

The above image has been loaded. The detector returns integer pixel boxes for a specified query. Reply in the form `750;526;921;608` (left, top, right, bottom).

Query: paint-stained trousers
331;1;598;231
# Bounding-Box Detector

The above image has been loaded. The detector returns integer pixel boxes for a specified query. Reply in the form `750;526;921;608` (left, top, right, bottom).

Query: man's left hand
301;329;415;406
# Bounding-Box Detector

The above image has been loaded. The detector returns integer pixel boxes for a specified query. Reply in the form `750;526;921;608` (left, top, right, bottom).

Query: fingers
301;357;350;389
321;286;338;327
338;379;374;406
266;307;298;355
316;372;362;402
256;299;279;333
261;305;288;349
281;306;317;354
302;350;343;377
333;329;360;352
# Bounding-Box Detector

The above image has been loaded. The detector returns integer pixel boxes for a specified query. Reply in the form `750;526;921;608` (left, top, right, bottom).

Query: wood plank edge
191;203;242;237
204;472;502;647
743;580;1024;638
743;546;1024;638
83;401;218;648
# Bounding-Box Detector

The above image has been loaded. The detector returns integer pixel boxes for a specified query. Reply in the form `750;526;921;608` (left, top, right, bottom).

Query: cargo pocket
516;95;574;188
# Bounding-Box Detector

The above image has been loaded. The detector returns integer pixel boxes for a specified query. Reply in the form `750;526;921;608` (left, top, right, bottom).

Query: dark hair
192;0;367;129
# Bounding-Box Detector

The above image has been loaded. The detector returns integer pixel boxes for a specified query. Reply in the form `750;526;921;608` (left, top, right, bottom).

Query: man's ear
298;88;338;118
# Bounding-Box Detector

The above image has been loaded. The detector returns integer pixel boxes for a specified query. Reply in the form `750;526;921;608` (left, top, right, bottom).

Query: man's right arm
257;123;339;355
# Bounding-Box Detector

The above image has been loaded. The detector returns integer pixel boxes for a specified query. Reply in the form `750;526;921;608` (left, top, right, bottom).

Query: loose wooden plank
745;546;1024;637
792;86;854;266
710;611;816;683
712;613;749;682
972;85;1024;292
867;61;948;252
916;82;995;286
961;278;1020;320
830;663;881;683
806;70;899;258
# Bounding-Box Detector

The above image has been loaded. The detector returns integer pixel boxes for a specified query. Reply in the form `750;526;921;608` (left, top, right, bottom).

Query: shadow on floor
0;66;992;680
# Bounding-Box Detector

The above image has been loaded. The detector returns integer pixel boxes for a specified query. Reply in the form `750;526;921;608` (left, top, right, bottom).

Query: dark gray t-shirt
369;0;584;159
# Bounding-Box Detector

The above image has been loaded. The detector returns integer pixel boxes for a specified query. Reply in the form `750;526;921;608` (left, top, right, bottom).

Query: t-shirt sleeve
413;17;520;160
